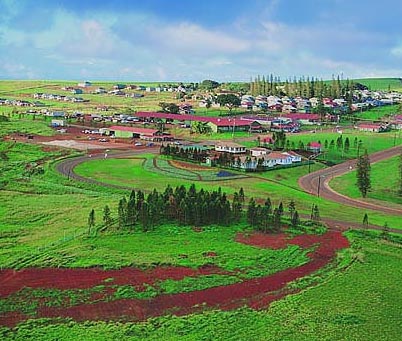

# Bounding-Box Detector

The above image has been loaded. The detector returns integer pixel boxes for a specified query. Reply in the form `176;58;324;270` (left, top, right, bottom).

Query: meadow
1;79;402;339
330;155;402;206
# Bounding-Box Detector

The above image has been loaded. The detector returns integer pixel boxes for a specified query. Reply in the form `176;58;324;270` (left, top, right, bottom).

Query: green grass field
1;79;402;340
330;155;402;206
353;77;402;91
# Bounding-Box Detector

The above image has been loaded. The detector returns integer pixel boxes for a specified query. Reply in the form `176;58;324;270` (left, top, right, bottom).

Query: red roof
109;126;158;134
358;123;382;129
309;142;321;148
135;112;250;127
282;113;320;120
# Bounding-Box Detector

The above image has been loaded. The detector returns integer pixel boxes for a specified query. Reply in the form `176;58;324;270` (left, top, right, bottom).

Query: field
1;79;402;340
330;155;402;206
352;77;402;91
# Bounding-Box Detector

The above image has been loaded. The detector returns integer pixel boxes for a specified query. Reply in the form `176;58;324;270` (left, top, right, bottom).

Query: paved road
298;145;402;216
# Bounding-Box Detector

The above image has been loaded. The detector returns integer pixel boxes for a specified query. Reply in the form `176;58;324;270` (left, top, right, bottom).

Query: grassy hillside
353;77;402;91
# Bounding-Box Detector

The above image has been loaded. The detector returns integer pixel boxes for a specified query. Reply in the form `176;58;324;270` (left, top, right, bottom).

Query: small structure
308;141;322;153
356;123;388;133
51;119;65;127
78;81;92;87
250;147;268;157
215;142;246;154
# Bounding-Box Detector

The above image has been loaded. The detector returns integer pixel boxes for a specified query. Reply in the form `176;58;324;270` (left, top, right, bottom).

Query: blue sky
0;0;401;81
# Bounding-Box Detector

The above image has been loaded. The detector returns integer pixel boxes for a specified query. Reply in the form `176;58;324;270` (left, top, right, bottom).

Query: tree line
249;74;357;100
87;185;320;234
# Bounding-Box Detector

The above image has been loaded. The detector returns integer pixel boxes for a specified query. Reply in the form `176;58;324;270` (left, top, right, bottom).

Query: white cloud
149;23;250;55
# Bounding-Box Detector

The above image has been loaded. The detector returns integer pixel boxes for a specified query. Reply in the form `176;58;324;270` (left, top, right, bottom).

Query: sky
0;0;402;82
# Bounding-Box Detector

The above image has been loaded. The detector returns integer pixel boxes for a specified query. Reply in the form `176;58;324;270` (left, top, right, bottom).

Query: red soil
0;231;349;327
0;265;223;298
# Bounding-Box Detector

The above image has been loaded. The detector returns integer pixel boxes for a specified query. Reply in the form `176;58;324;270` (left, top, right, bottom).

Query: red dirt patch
236;232;289;249
170;160;212;171
0;265;223;298
0;231;349;328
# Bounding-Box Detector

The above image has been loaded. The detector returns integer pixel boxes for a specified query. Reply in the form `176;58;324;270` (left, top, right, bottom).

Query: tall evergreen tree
356;149;371;198
88;209;95;235
103;205;113;229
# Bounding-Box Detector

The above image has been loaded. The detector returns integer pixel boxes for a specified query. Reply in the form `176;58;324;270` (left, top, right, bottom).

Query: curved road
56;147;160;191
299;145;402;216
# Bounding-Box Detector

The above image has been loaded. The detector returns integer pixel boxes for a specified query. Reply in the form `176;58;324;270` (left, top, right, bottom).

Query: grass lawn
330;155;402;206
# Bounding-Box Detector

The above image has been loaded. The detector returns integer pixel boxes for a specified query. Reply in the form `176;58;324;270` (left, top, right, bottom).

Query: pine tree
247;198;257;226
356;149;371;198
118;197;128;229
291;210;300;227
362;213;369;233
288;199;296;219
344;137;350;154
88;209;95;235
103;205;112;228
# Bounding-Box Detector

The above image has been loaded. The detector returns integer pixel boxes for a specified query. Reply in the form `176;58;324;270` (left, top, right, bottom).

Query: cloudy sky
1;0;402;81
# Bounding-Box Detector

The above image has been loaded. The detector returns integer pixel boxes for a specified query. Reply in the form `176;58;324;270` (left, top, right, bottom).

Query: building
215;142;246;154
103;126;172;141
250;147;269;157
356;123;388;133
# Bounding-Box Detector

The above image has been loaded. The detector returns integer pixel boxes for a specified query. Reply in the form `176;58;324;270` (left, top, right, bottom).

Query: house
356;123;388;133
71;88;83;95
308;142;322;153
266;152;293;165
207;118;251;133
48;111;65;118
283;151;302;162
215;142;246;154
113;84;126;90
78;81;92;87
51;119;66;127
250;147;268;157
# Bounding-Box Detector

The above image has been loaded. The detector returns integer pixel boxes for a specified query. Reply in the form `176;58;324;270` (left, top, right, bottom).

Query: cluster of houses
190;141;304;170
33;93;88;103
198;89;402;114
0;98;33;107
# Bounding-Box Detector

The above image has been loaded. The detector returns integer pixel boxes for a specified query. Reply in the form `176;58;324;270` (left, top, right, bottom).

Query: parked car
99;138;109;142
134;142;142;146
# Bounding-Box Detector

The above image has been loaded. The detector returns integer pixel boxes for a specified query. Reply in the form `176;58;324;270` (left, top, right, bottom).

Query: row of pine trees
88;185;320;234
250;74;356;99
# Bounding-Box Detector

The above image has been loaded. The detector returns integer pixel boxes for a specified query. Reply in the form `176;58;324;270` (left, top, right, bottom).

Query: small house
215;142;246;154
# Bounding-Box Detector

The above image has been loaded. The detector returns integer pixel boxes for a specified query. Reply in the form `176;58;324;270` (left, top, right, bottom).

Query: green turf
330;155;402;206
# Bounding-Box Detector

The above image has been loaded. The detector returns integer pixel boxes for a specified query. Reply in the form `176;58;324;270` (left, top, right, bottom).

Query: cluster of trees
249;74;356;100
246;198;316;232
160;145;209;162
158;102;179;114
91;185;246;232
